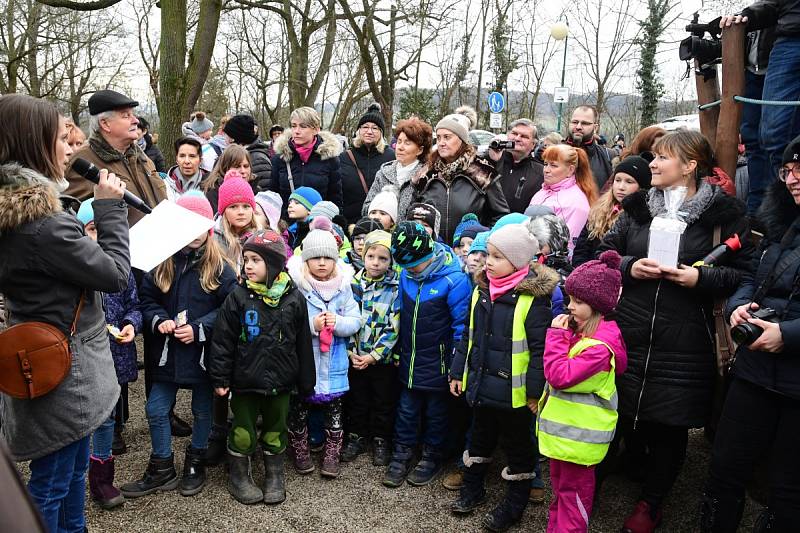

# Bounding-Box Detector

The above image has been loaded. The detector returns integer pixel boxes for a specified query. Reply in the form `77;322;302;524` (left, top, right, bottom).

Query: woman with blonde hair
529;144;598;253
269;106;343;216
572;155;652;266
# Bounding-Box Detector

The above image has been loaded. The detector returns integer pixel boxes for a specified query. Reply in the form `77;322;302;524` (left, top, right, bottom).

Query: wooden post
716;24;746;182
695;62;720;148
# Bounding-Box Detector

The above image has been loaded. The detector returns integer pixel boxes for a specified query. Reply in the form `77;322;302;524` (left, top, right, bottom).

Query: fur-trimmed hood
474;261;560;298
758;180;800;242
621;183;745;229
286;254;355;295
0;162;62;235
272;130;343;163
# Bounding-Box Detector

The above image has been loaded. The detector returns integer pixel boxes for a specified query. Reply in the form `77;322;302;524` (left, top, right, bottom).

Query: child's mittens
319;325;334;353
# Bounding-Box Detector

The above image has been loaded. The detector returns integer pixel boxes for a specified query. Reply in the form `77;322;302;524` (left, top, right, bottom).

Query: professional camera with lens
489;139;515;150
679;13;723;67
730;307;779;346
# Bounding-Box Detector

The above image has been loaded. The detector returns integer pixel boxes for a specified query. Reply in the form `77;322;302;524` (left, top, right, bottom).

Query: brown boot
288;427;314;474
442;469;464;490
320;429;343;478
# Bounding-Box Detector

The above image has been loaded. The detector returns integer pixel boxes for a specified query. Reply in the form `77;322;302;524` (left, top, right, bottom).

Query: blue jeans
760;37;800;203
146;381;213;457
742;70;770;215
91;413;116;461
393;388;449;449
28;435;90;533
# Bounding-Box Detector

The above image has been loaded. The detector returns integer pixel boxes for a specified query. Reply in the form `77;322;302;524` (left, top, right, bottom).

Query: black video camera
679;13;723;67
730;306;779;346
489;139;515;150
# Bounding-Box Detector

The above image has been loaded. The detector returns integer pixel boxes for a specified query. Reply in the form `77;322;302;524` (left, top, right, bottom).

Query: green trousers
228;392;290;455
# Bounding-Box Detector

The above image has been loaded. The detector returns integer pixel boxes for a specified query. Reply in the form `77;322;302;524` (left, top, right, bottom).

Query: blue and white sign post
487;91;505;130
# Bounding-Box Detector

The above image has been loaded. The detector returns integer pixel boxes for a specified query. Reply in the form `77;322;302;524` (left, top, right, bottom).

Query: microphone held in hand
71;158;153;214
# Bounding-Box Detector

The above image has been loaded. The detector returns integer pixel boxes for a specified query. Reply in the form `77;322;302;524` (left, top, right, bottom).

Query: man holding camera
565;105;618;190
487;118;544;214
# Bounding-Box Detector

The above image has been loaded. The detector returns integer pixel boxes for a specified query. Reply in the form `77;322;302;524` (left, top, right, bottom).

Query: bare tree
337;0;445;127
569;0;638;118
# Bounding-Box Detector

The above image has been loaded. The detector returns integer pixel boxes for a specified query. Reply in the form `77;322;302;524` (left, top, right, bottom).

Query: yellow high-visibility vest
536;337;618;466
463;287;534;408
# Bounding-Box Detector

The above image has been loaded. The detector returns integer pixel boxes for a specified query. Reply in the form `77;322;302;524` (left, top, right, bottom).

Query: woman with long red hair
529;144;598;253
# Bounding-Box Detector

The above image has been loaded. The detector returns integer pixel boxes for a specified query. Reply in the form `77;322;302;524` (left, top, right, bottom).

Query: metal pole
556;35;568;132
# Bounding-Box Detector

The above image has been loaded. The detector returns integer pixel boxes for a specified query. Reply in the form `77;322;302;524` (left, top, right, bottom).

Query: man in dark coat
488;118;545;214
565;105;619;191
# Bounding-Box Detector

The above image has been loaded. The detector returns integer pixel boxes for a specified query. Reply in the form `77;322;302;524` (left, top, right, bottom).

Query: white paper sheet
129;200;215;272
648;228;682;267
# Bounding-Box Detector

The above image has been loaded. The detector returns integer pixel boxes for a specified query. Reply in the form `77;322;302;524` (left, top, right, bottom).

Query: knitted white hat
367;187;399;224
301;229;339;261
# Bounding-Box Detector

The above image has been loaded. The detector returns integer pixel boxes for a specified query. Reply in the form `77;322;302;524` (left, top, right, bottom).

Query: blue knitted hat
452;213;484;247
491;212;529;233
77;198;94;226
289;186;322;212
469;231;490;255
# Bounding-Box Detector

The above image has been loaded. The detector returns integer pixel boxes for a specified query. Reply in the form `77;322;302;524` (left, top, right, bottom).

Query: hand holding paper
631;258;663;280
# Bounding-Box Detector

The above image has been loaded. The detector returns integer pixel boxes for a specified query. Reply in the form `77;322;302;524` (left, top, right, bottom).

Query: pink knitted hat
176;193;214;220
564;250;622;315
217;176;256;214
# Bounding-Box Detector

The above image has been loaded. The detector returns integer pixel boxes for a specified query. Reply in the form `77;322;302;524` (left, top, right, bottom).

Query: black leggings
707;377;800;529
618;416;689;508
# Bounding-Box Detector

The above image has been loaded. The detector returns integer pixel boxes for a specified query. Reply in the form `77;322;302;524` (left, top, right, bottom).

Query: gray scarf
647;179;716;226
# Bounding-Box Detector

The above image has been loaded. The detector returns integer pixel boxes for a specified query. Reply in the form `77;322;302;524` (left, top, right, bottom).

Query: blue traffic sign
488;92;505;113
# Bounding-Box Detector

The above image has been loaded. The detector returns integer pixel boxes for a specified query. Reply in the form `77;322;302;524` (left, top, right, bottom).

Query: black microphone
71;158;153;214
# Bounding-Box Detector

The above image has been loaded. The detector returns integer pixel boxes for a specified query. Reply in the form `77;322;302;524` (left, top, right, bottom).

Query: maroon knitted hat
564;250;622;315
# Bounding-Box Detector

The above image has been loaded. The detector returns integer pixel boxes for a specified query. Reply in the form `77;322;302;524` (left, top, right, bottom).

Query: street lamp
550;20;569;133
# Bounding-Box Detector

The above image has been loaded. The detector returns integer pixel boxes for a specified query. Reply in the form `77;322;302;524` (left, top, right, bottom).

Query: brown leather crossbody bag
0;294;84;399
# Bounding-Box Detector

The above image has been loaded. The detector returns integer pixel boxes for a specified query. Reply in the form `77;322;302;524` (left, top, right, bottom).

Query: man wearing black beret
65;89;166;227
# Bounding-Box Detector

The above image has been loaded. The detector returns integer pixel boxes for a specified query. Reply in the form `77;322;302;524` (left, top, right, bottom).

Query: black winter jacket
269;131;344;218
598;185;753;426
208;283;316;397
743;0;800;37
572;224;600;267
414;155;510;244
144;134;167;174
727;181;800;399
450;263;558;409
139;249;237;386
566;139;615;190
247;139;272;192
493;151;545;214
339;143;395;226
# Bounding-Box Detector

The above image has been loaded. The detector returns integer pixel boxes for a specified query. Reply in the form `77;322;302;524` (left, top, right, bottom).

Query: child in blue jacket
383;221;471;488
287;228;361;478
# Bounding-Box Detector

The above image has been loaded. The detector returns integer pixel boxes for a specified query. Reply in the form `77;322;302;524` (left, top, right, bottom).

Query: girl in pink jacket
529;144;598;254
538;250;627;533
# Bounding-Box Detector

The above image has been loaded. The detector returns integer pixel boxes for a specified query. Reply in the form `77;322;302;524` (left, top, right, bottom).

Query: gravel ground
18;342;763;532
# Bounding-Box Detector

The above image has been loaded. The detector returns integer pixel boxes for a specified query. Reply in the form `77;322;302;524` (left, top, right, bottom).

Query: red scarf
487;267;529;301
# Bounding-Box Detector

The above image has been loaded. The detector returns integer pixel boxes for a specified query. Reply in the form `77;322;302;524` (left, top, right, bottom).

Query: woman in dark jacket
269;106;343;217
598;130;753;532
137;116;167;174
414;109;509;243
701;137;800;532
0;94;129;531
339;104;395;226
